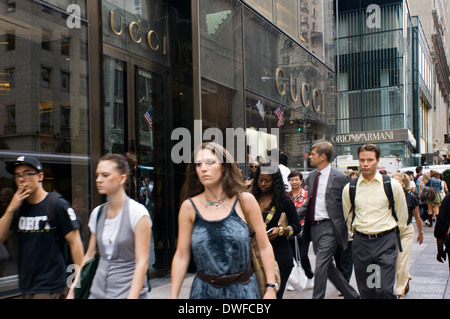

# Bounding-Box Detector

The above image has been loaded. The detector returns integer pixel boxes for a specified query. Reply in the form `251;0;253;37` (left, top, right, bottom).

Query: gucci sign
275;67;324;114
109;11;167;55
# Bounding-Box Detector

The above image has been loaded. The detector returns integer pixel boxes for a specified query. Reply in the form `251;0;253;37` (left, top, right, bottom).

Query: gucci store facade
0;0;336;296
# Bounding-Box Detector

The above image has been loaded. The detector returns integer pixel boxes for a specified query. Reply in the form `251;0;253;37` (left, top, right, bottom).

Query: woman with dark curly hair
252;162;301;298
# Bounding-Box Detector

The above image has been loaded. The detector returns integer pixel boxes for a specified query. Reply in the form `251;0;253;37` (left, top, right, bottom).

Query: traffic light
297;127;302;132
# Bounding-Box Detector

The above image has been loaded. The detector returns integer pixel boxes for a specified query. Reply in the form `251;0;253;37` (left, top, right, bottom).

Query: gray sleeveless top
89;197;150;299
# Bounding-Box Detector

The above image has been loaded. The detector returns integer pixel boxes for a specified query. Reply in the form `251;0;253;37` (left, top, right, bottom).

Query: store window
0;0;89;295
244;0;330;63
244;6;329;171
244;0;273;20
199;0;244;133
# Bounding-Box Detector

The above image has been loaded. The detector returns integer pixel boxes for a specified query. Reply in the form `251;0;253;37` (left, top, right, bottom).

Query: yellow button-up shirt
342;172;408;234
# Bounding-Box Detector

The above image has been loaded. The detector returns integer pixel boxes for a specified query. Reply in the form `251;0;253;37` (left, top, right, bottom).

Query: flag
274;105;284;127
256;100;264;120
144;106;152;129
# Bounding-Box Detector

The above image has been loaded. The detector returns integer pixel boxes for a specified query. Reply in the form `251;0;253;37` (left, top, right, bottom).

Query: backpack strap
381;175;402;252
45;191;64;229
382;175;398;222
348;177;358;228
95;204;105;249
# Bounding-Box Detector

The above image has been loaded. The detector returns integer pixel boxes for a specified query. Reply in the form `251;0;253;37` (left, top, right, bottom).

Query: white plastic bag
287;236;307;291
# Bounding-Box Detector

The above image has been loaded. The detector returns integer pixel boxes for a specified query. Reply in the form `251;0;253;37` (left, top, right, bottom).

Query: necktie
308;171;321;223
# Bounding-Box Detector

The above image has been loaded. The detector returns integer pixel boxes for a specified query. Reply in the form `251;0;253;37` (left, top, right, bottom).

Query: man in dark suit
299;142;359;299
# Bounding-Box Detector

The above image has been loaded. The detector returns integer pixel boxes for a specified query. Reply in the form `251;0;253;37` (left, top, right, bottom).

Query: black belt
312;219;329;225
355;228;395;239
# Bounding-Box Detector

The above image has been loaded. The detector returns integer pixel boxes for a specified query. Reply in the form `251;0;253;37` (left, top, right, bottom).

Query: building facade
335;0;418;166
409;0;450;165
335;0;450;167
0;0;336;296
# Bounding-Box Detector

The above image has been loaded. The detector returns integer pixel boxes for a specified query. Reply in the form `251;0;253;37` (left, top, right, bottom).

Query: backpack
419;185;428;202
45;192;82;267
349;174;402;252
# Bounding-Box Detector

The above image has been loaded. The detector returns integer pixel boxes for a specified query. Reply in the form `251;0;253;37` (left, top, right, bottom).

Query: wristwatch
266;283;279;291
278;227;284;236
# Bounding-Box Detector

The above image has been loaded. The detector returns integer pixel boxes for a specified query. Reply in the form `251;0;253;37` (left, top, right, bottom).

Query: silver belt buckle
368;233;378;239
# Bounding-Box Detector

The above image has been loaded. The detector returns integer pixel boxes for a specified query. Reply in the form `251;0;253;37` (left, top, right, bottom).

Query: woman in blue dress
170;142;277;299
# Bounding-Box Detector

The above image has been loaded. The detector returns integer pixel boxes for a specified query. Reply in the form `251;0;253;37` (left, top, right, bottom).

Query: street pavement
149;219;450;299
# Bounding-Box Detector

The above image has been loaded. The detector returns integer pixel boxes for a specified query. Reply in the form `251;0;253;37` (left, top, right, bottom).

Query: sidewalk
149;220;450;299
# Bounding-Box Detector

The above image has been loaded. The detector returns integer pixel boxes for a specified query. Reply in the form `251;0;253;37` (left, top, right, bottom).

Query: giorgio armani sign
332;129;417;148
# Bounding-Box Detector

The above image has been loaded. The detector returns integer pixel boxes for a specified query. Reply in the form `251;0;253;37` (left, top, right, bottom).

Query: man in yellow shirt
342;144;408;299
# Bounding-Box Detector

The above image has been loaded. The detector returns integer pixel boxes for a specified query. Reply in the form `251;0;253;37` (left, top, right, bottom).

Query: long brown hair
180;142;246;201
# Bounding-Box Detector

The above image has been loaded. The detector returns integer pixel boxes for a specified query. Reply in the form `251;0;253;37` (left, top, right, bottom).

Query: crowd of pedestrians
0;141;449;300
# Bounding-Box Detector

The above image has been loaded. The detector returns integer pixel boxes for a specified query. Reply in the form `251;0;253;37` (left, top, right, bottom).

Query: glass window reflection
0;1;90;291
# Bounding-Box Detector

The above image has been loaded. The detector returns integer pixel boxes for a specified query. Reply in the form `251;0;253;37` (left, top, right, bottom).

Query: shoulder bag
238;195;281;297
74;204;105;299
426;186;436;201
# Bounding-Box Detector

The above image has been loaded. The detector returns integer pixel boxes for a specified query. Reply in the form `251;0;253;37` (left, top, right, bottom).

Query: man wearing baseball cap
0;156;84;298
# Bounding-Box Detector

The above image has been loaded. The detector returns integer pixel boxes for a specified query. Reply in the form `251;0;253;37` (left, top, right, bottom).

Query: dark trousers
352;231;397;299
277;262;293;299
310;220;359;299
334;240;353;283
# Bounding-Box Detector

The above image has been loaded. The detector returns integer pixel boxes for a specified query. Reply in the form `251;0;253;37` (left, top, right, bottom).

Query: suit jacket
298;166;350;250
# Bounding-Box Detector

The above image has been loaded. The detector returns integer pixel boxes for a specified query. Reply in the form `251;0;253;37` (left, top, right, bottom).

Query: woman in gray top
68;153;152;299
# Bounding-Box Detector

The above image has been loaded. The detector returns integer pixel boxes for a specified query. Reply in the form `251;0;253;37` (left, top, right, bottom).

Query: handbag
278;212;288;228
74;204;105;299
425;186;436;201
420;185;427;202
287;235;307;291
238;195;281;297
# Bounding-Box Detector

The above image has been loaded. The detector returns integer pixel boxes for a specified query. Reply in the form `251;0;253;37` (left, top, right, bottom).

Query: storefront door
102;49;169;275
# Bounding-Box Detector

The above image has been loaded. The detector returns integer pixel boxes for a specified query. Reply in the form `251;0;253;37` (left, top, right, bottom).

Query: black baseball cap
6;156;44;175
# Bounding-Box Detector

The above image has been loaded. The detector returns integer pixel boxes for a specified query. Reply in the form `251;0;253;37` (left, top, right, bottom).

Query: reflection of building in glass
299;0;324;59
0;7;89;154
0;0;90;295
200;0;335;171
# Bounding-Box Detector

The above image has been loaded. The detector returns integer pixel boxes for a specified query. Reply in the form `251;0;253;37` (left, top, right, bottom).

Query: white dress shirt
314;164;331;221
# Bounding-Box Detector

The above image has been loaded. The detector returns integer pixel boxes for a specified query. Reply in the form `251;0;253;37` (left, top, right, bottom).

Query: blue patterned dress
188;198;260;299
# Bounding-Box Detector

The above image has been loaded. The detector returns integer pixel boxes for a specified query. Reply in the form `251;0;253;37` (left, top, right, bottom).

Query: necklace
205;195;228;208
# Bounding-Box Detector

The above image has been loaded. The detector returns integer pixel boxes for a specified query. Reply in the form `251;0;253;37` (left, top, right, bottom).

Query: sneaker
425;220;431;227
305;278;314;289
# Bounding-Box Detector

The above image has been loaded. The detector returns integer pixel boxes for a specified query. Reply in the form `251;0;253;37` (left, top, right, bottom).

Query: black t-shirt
11;194;80;294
